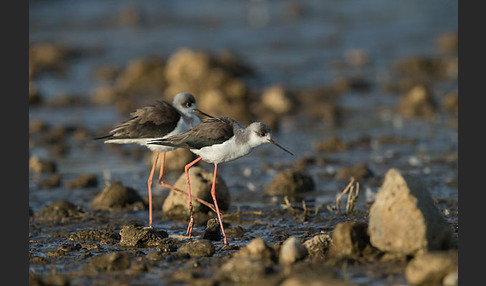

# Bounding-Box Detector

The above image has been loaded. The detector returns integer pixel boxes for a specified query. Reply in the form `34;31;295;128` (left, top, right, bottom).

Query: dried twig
336;177;360;215
281;196;295;215
336;177;355;213
345;181;360;214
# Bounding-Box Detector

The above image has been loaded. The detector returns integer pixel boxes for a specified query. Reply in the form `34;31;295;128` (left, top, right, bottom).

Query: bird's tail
93;134;113;141
147;138;176;147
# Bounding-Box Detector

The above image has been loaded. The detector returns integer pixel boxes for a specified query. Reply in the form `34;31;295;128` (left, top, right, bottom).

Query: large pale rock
162;166;230;215
368;168;455;256
405;250;458;285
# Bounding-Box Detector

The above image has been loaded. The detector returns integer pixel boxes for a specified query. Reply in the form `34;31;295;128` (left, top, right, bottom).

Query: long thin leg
147;152;159;228
157;152;166;184
184;156;202;237
210;163;228;245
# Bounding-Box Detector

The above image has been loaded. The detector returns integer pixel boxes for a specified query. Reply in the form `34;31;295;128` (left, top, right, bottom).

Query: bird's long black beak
269;139;294;156
195;109;214;118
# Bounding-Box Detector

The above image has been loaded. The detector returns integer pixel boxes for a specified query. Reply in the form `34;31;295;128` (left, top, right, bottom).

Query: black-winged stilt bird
96;92;215;227
148;116;294;245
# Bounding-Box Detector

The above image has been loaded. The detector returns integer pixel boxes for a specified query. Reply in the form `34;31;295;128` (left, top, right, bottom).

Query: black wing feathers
97;100;181;140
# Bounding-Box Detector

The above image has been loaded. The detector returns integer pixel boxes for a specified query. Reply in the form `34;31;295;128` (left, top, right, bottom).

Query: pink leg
210;163;228;245
147;152;159;228
157;152;166;184
184;157;202;237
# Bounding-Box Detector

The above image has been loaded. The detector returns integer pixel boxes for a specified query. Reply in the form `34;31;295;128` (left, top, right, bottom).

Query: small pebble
279;236;308;264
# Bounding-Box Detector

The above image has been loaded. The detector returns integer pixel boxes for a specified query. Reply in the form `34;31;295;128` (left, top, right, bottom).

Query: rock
145;251;163;261
279;236;308;265
68;229;121;245
393;57;446;81
29;272;69;286
218;257;273;283
90;84;119;106
225;225;245;238
398;85;437;119
63;174;98;189
265;171;314;197
41;125;70;145
29;156;57;174
29;42;78;78
164;48;253;124
162;166;230;215
87;252;131;273
405;250;458;285
236;238;277;263
441;92;458;114
178;239;215;257
303;234;332;260
38;173;61;189
436;32;458;54
329;221;374;258
115;57;166;96
29;119;50;134
443;270;459;286
261;84;294;114
35;200;85;222
155;239;179;253
48;242;82;257
119;225;168;248
368;168;455;256
43;94;88;108
201;218;221;241
313;136;351;153
90;181;146;211
334;163;373;180
92;64;121;81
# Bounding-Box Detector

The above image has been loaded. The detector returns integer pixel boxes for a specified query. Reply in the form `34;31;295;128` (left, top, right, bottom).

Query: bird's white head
172;92;213;119
246;122;294;155
172;92;198;116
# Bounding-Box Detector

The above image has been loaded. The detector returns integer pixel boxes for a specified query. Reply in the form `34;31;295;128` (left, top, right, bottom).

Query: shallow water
29;1;458;285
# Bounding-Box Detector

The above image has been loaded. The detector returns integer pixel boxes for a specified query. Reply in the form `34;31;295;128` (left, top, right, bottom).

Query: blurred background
29;0;458;212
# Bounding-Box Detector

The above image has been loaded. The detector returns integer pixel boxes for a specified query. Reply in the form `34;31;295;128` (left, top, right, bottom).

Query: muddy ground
29;1;457;285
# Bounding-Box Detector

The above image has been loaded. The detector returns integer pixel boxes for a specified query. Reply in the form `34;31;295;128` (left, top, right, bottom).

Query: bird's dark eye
259;131;266;137
186;102;193;107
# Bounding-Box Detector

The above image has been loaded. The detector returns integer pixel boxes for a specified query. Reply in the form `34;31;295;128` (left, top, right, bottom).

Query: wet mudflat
29;1;457;285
